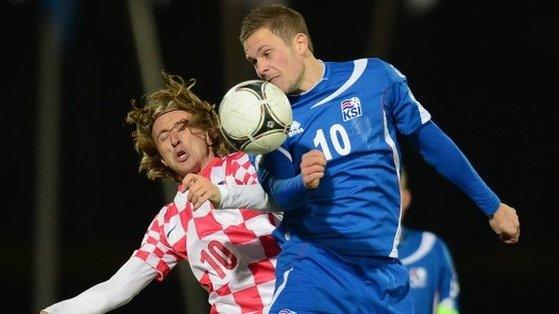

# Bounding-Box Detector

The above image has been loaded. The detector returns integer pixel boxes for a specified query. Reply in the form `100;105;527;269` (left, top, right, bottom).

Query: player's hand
181;174;221;210
300;150;327;189
489;203;520;244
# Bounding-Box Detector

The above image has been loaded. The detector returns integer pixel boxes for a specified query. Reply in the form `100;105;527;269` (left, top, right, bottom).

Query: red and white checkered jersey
134;152;281;314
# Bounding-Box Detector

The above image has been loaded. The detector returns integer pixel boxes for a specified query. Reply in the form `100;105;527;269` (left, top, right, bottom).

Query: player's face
243;27;305;94
152;110;215;178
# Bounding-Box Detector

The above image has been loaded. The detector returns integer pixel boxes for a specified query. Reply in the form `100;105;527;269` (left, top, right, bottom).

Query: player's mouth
175;149;189;162
267;76;279;84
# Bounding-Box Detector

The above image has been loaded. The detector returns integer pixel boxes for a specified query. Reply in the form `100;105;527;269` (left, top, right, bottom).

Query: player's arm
182;149;326;211
257;148;326;211
384;61;519;244
406;121;519;243
41;257;157;314
181;173;268;209
181;173;282;211
180;153;282;211
218;182;282;211
435;239;460;314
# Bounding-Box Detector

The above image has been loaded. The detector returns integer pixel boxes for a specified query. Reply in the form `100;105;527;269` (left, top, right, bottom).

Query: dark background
4;0;558;313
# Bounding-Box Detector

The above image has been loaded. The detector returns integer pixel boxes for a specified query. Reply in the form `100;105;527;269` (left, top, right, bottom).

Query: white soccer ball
219;80;292;155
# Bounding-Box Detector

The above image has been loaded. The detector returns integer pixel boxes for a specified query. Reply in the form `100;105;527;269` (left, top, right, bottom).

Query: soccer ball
218;80;292;155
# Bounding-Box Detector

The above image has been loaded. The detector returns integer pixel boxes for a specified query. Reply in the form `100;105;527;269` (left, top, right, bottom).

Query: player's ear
205;131;213;145
293;33;309;54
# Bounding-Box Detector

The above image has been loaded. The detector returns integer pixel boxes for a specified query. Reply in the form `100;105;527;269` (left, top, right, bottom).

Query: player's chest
183;208;274;254
286;91;386;161
183;209;275;280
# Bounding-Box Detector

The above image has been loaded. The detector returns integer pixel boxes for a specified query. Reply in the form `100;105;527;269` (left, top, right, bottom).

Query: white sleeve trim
400;232;436;265
42;256;157;314
217;184;282;212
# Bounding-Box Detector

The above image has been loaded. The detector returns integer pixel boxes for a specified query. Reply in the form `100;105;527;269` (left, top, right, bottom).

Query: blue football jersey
267;58;431;257
397;228;460;314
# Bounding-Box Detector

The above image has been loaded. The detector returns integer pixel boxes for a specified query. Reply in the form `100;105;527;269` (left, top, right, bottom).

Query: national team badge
409;267;427;288
341;97;362;122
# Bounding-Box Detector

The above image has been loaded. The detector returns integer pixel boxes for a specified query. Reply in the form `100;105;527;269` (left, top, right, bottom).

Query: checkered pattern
134;152;280;313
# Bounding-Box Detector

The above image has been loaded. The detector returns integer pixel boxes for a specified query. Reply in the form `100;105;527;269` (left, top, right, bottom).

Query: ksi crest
341;97;362;122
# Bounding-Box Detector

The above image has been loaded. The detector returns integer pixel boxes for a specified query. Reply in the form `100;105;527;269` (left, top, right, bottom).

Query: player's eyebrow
256;45;269;54
246;55;256;64
246;45;271;64
157;119;189;137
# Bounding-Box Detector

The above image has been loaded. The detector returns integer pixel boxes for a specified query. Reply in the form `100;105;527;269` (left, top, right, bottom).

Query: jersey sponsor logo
279;309;298;314
288;120;305;137
409;267;428;288
340;97;362;122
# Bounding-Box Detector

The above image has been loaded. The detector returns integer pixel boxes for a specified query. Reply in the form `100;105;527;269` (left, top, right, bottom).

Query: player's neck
298;57;324;93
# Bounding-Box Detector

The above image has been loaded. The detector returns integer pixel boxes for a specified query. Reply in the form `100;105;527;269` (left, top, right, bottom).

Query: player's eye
263;50;272;58
247;57;257;66
159;132;169;142
177;120;189;131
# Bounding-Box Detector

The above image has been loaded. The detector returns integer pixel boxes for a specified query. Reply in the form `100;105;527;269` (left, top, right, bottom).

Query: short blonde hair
239;4;314;54
126;73;229;181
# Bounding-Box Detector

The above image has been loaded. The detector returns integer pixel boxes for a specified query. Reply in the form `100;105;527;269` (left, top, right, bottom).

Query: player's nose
256;60;270;79
169;130;181;146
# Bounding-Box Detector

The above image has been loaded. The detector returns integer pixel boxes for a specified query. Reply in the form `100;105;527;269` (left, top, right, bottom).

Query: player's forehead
243;28;284;57
152;110;192;133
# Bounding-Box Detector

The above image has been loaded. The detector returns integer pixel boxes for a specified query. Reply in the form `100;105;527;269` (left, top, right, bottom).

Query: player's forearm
42;257;156;314
269;174;309;210
408;121;500;215
256;152;309;211
217;183;282;211
41;286;115;314
259;167;308;211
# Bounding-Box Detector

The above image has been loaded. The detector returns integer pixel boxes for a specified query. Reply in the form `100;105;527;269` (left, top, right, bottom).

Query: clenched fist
300;150;327;189
489;203;520;244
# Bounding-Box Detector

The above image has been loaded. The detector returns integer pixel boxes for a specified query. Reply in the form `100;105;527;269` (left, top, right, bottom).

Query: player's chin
270;78;288;93
178;162;197;177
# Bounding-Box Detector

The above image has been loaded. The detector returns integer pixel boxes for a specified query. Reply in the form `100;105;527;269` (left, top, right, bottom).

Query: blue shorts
268;237;413;314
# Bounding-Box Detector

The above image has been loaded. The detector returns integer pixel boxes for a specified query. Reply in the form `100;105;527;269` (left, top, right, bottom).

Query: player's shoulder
417;229;443;241
419;230;452;253
142;199;183;232
223;151;250;165
337;57;408;84
325;57;383;72
368;57;409;82
213;151;252;175
323;57;402;88
405;228;442;249
220;151;259;184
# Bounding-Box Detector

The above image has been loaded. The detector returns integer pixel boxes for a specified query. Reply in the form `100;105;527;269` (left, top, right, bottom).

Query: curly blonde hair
126;72;230;182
